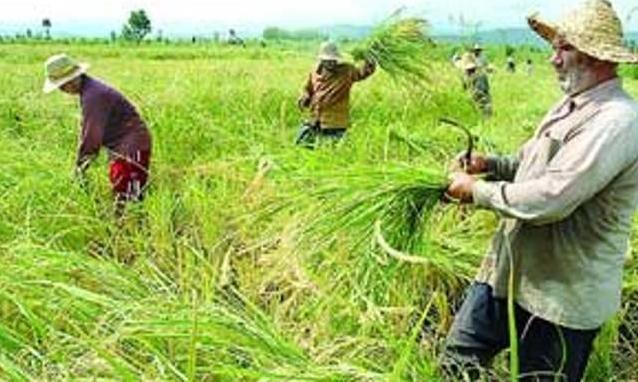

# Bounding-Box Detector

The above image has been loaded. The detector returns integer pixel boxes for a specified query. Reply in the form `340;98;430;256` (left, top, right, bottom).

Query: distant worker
506;55;516;73
458;52;492;117
43;54;152;209
296;41;376;147
526;58;534;75
228;29;245;47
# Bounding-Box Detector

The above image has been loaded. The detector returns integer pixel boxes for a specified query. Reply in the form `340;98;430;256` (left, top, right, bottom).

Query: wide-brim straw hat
527;0;638;64
317;41;343;62
456;52;478;71
43;53;89;93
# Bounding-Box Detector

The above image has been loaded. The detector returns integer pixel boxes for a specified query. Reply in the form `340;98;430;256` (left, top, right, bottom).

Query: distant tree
294;28;326;41
262;26;325;41
42;18;52;39
26;29;32;39
263;26;290;40
122;9;151;43
110;30;117;43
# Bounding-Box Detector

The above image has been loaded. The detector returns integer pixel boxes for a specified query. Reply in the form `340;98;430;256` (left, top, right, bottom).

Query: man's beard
558;62;595;95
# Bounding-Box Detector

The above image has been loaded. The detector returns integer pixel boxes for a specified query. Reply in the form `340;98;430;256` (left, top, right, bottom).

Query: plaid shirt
473;78;638;329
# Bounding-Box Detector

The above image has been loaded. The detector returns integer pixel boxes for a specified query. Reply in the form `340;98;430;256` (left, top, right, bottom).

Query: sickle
438;117;475;169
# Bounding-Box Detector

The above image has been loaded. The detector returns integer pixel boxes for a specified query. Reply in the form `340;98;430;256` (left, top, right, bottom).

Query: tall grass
0;42;636;381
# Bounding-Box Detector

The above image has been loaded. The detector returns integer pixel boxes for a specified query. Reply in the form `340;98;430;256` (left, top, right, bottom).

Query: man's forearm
485;155;520;182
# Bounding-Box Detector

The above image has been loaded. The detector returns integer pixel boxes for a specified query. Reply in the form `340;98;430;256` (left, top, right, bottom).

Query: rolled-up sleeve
485;139;534;181
474;113;638;225
486;155;520;182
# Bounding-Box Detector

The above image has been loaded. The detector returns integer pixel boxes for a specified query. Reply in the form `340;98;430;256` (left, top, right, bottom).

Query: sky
1;0;638;36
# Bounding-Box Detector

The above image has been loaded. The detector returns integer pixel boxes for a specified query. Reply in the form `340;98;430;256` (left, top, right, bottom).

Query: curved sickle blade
438;117;475;168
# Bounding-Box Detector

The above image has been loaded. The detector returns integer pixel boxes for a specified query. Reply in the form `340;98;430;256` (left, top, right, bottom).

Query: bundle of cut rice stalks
351;13;433;84
288;164;449;261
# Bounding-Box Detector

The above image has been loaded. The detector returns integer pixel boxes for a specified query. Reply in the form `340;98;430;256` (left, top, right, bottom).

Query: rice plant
0;40;637;381
350;13;433;84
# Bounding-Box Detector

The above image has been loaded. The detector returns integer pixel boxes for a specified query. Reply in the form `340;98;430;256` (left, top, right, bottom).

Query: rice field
0;41;637;381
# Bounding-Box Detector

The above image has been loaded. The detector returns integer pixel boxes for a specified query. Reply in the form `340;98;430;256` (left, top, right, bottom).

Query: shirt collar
569;77;622;111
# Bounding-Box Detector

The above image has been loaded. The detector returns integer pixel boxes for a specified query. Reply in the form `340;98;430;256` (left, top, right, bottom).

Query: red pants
108;150;150;201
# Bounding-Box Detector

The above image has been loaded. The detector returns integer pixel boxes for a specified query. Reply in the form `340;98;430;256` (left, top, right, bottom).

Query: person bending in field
43;54;152;210
296;41;376;147
443;1;638;381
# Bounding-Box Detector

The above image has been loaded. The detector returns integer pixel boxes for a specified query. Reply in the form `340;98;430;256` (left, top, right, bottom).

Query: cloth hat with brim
456;52;478;71
527;0;638;64
317;42;343;62
43;53;89;94
472;43;483;51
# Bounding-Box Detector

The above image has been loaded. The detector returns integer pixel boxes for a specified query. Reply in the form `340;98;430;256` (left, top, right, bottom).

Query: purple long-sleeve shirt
77;76;151;169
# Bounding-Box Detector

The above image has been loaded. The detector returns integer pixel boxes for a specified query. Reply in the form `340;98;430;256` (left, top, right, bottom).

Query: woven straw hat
528;0;638;64
43;53;89;93
317;41;343;62
456;52;479;71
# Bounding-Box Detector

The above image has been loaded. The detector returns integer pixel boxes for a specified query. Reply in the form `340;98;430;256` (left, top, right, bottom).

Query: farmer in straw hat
43;54;152;209
444;0;638;380
458;52;492;117
296;41;376;147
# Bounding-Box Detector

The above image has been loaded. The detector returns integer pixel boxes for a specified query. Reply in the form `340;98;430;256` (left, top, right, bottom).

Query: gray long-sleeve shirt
472;78;638;329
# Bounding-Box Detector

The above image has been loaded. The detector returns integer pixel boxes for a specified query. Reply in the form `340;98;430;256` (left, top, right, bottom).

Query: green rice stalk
351;15;433;84
505;234;520;380
291;164;447;257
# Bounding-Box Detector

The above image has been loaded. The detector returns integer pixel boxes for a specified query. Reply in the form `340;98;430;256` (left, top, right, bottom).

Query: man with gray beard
443;1;638;380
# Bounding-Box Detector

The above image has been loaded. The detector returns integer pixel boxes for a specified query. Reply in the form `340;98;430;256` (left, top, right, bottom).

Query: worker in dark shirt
43;53;152;205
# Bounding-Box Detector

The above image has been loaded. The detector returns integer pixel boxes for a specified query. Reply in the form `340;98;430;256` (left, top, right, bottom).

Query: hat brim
317;54;343;62
527;14;558;43
43;63;89;94
569;38;638;64
527;14;638;64
454;60;476;71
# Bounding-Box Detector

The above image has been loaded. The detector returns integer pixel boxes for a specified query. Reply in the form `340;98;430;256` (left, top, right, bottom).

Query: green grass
0;41;637;381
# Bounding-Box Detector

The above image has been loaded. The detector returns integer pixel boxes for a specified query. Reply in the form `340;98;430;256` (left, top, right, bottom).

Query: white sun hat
43;53;90;94
317;41;343;62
